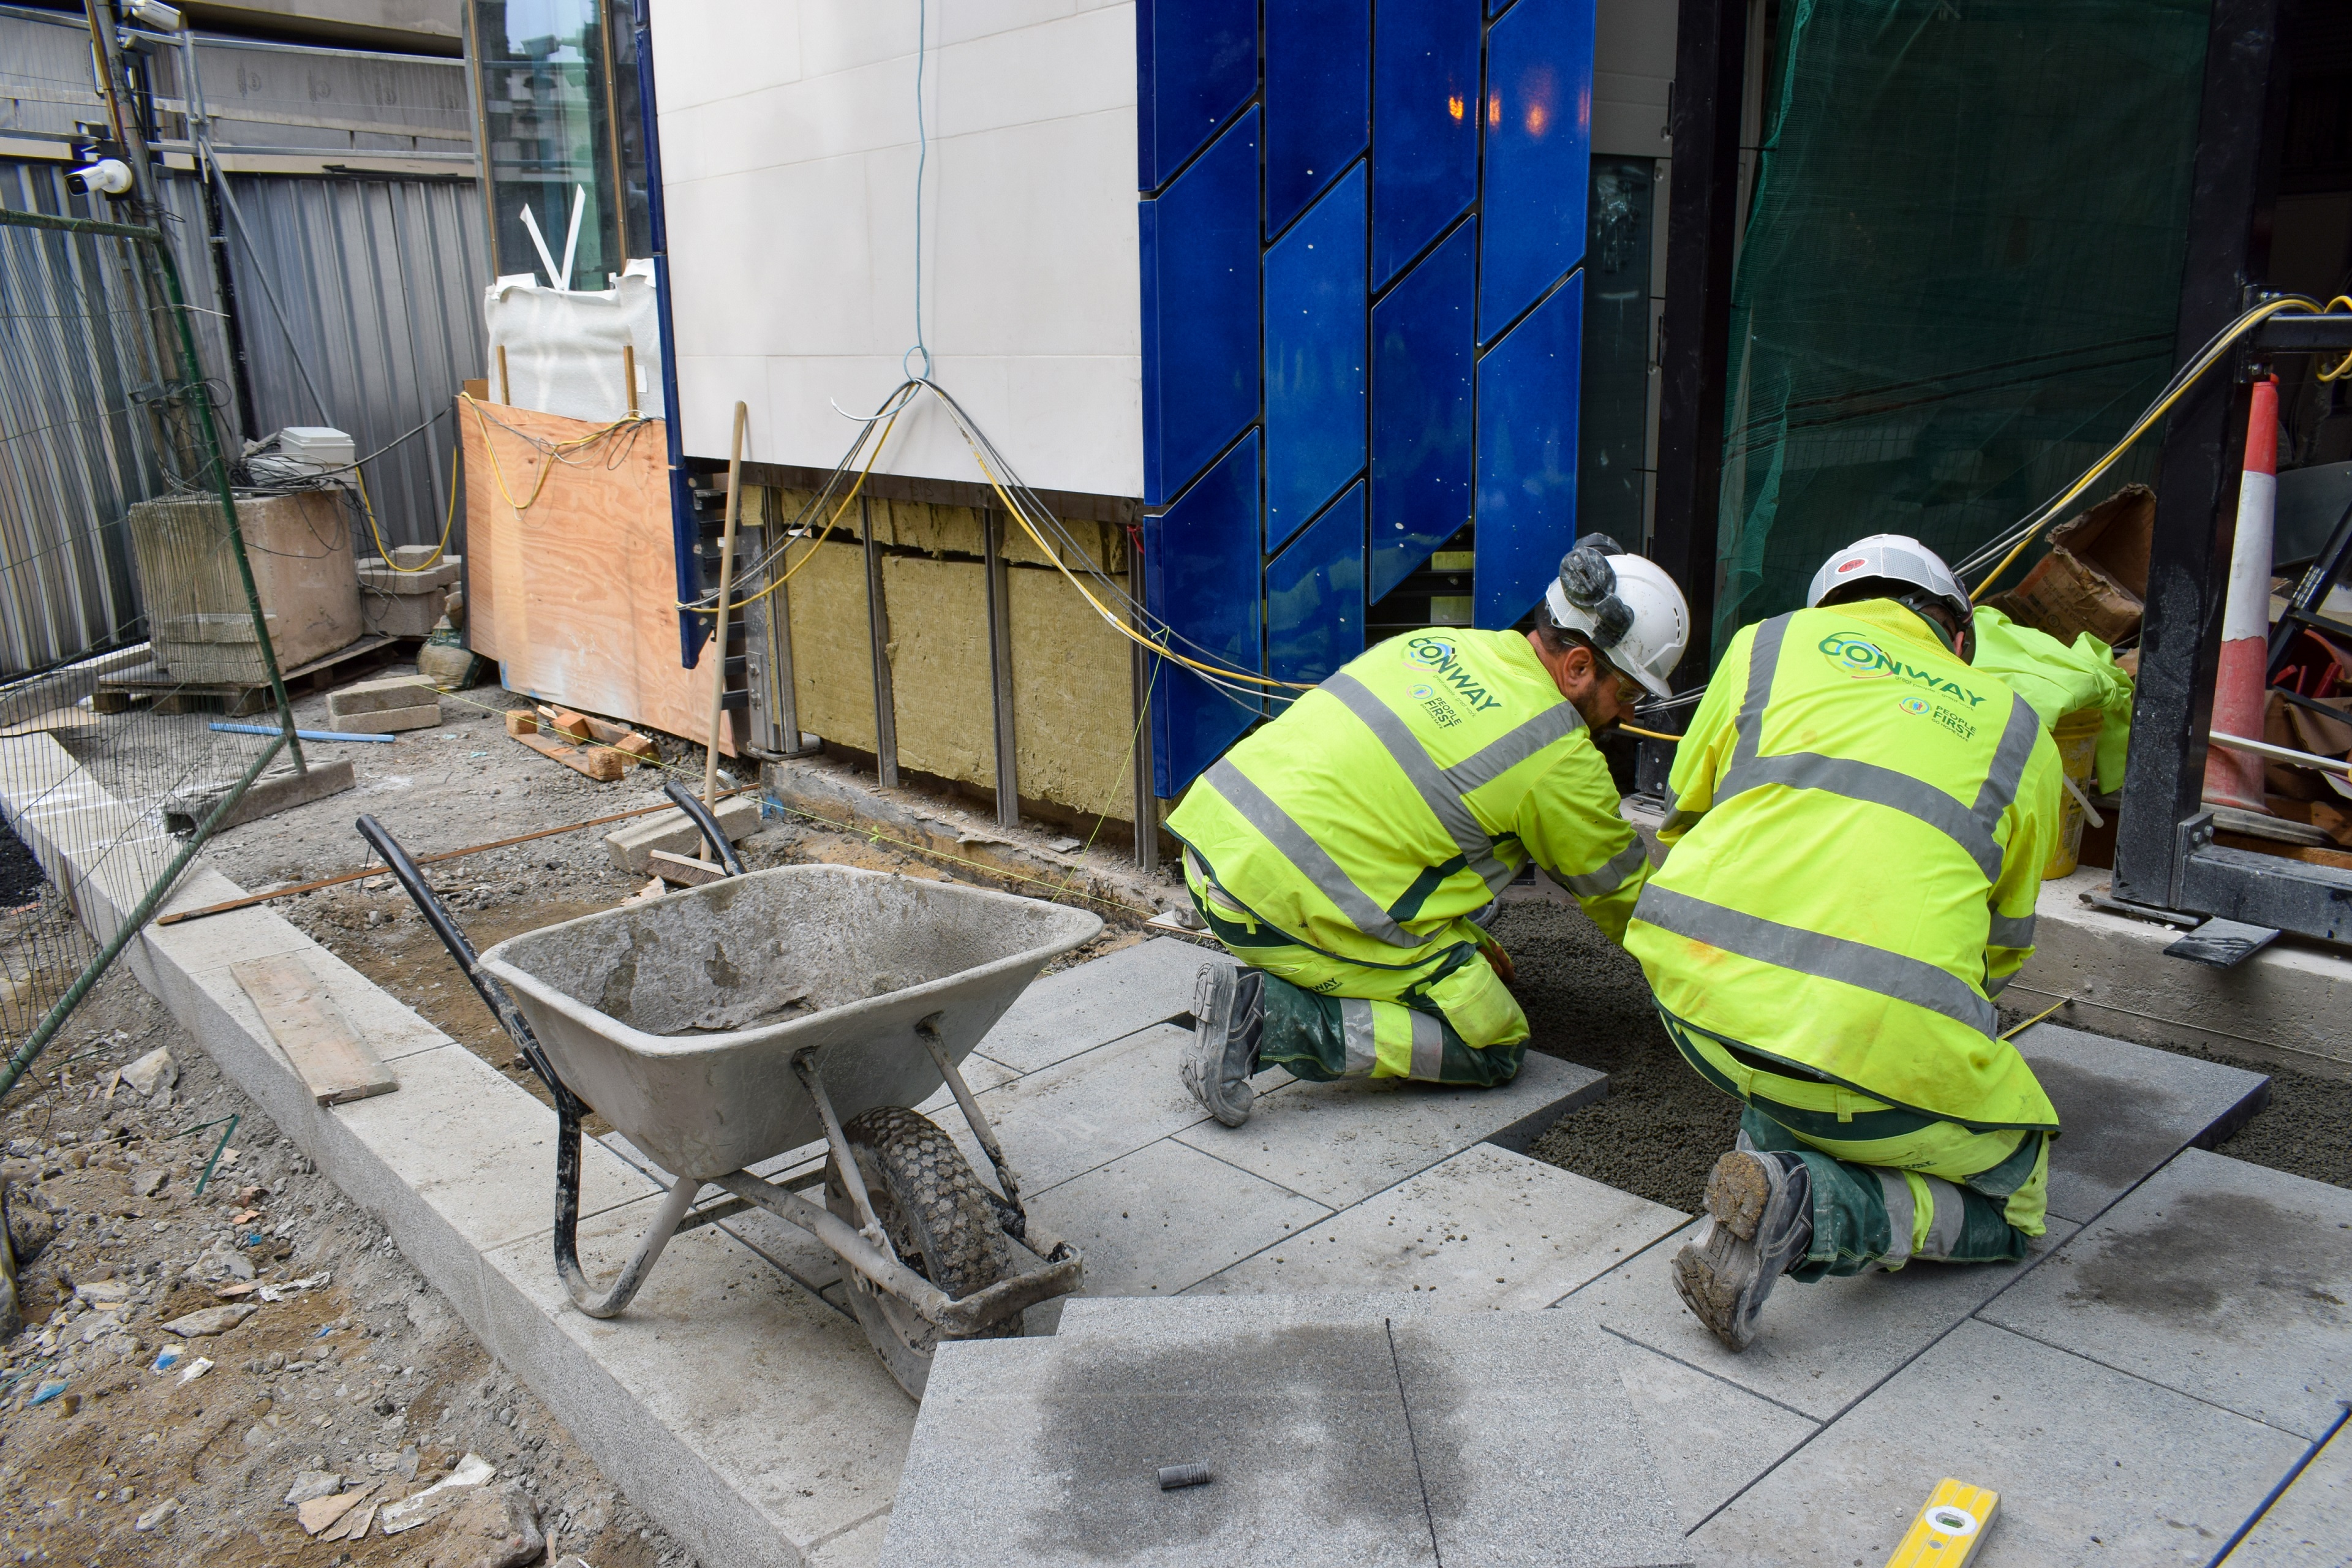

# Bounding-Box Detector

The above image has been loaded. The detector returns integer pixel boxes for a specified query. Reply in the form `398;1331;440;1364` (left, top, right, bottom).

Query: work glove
1557;535;1633;647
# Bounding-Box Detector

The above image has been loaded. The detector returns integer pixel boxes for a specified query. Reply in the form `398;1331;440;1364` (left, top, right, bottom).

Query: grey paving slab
2220;1418;2352;1566
1610;1338;1819;1534
1693;1321;2312;1567
1389;1311;1692;1567
1981;1148;2352;1440
1057;1292;1444;1336
1174;1050;1608;1209
962;1021;1224;1192
976;936;1226;1074
1194;1144;1686;1310
481;1189;916;1566
2015;1022;2271;1224
886;1321;1441;1567
1569;1217;2076;1422
1025;1137;1333;1298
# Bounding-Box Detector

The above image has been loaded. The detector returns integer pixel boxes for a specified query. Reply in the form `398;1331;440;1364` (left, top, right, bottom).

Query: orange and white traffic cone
2204;374;2279;814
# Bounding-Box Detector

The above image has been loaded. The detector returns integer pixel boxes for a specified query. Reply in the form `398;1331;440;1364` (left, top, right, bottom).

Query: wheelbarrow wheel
824;1106;1016;1398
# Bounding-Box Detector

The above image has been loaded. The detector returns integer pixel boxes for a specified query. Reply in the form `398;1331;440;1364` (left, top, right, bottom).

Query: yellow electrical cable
1970;295;2343;602
459;393;648;518
1619;724;1679;743
353;443;459;573
675;404;907;614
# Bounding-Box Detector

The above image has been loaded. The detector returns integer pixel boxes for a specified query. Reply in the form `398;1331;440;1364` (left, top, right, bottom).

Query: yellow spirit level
1885;1478;2000;1567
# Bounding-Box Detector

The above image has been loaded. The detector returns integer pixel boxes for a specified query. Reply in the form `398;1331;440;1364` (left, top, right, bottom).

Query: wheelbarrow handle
660;781;746;876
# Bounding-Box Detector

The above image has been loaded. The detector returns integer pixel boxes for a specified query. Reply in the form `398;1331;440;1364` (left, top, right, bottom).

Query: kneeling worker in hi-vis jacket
1625;535;2064;1352
1167;536;1692;1127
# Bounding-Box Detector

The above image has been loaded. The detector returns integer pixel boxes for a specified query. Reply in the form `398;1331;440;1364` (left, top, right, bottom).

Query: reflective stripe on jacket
1626;600;2063;1131
1167;630;1649;966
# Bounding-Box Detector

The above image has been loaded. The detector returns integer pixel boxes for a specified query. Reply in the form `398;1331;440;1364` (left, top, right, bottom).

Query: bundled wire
1959;293;2352;601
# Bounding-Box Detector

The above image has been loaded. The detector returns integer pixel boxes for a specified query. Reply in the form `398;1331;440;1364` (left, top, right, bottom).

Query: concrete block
604;795;764;874
1611;1339;1819;1533
330;701;441;733
360;589;445;640
2220;1421;2351;1566
1570;1218;2077;1422
2016;1022;2271;1224
886;1323;1439;1567
961;1022;1223;1192
328;673;437;715
1692;1322;2311;1567
976;936;1218;1074
1979;1148;2352;1440
1025;1137;1333;1298
479;1193;912;1568
1173;1051;1608;1209
1387;1312;1691;1568
2013;867;2352;1079
1195;1145;1686;1310
356;554;461;594
165;758;357;834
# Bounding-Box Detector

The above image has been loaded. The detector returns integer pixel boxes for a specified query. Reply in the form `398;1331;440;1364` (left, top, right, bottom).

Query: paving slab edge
0;763;812;1567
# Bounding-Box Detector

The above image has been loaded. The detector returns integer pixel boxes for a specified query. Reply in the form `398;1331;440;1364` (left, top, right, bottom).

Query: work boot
1670;1149;1813;1352
1180;964;1263;1128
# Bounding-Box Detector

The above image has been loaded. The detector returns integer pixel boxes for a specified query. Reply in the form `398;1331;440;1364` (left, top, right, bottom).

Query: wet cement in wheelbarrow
1489;900;2352;1215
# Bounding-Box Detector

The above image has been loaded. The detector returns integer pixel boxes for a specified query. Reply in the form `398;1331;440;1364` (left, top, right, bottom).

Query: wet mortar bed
1490;900;2352;1213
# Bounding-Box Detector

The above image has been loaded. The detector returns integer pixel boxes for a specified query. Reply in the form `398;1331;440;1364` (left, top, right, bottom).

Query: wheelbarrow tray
478;865;1101;1180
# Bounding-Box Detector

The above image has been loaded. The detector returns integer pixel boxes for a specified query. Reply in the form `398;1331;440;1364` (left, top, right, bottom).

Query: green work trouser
1662;1009;2051;1280
1183;856;1528;1085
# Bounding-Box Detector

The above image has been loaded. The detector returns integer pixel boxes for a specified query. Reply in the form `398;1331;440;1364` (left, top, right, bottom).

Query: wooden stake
703;402;748;839
623;343;638;417
496;344;510;405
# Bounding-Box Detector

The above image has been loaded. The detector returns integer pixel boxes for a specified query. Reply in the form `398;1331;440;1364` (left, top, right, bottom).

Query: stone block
1173;1051;1608;1209
356;554;461;594
1611;1340;1819;1533
2015;1022;2271;1223
1692;1322;2310;1567
1978;1148;2352;1439
2219;1421;2351;1566
360;589;446;640
1388;1311;1690;1567
328;673;438;717
478;1191;913;1568
603;795;765;873
1195;1145;1686;1310
886;1322;1439;1568
165;759;357;834
1570;1218;2076;1422
977;936;1221;1074
1025;1137;1332;1298
330;701;441;734
962;1022;1224;1193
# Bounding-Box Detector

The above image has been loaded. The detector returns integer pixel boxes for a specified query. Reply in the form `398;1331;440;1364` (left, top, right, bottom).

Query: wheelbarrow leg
914;1017;1028;1226
552;1092;701;1319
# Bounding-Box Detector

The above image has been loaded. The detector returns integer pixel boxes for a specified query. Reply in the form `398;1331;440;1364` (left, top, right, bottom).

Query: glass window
472;0;646;289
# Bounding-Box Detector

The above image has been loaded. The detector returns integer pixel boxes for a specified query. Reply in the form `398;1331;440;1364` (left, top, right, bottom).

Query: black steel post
1649;0;1749;678
2111;0;2293;910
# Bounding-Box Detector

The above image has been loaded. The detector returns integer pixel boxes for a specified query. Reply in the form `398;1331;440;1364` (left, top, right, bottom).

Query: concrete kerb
2;761;899;1567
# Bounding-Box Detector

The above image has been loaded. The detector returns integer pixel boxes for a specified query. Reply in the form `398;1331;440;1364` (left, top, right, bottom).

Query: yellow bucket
2044;706;2104;878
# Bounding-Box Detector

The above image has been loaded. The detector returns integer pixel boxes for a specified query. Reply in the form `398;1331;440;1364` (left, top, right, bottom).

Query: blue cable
209;722;395;744
902;0;932;381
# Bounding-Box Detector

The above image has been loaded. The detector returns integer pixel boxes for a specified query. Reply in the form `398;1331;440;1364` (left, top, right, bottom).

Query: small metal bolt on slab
1156;1463;1211;1491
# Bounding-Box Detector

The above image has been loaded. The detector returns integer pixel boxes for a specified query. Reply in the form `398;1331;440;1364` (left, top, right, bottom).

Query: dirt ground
0;961;694;1568
1493;896;2352;1213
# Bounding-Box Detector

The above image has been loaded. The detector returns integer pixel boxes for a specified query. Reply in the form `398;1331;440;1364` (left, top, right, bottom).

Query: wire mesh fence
0;203;302;1103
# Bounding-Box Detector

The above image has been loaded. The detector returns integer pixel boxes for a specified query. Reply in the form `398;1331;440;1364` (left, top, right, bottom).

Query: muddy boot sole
1704;1149;1777;1242
1670;1226;1766;1353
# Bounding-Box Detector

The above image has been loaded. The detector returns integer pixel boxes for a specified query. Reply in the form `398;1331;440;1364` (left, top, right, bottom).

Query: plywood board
461;398;737;754
230;955;396;1106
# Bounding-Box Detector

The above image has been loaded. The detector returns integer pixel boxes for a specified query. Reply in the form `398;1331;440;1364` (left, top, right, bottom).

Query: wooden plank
460;398;739;754
229;956;396;1106
513;728;627;782
647;848;729;886
503;708;539;736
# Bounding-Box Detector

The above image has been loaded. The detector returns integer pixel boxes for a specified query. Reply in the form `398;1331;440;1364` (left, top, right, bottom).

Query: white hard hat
1544;544;1690;701
1806;534;1970;629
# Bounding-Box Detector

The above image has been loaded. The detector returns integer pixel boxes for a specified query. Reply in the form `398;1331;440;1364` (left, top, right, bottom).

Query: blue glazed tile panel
1371;0;1481;292
1479;0;1594;340
1147;432;1265;796
1137;0;1258;190
1265;165;1369;553
1265;0;1370;238
1370;220;1477;604
1267;480;1367;706
1475;270;1583;627
1140;108;1262;508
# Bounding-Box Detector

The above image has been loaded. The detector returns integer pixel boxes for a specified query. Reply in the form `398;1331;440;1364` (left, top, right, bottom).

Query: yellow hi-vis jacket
1167;629;1652;965
1626;600;2064;1130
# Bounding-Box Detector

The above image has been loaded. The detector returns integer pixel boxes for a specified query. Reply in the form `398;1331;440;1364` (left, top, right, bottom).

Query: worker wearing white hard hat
1623;532;2065;1353
1167;535;1693;1128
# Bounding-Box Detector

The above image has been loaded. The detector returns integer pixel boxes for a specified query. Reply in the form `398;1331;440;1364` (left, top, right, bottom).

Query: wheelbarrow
355;783;1101;1396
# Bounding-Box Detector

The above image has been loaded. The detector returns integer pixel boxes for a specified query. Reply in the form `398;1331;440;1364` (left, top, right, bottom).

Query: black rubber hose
660;781;747;876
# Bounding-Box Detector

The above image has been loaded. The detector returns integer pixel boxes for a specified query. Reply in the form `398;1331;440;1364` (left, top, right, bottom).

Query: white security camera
68;158;134;197
125;0;183;29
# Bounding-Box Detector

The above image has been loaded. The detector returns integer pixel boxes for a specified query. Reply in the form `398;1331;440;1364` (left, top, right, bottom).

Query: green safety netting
1714;0;2212;660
